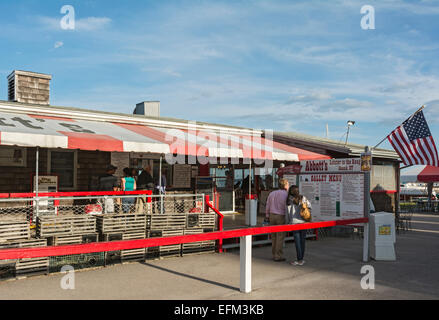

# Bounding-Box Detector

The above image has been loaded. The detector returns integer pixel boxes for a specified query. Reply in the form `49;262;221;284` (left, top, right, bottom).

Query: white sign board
173;164;192;188
33;175;58;217
34;175;58;193
298;158;364;221
300;158;361;173
284;174;297;186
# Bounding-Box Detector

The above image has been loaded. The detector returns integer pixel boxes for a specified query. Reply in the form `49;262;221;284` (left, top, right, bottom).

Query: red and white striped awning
401;165;439;183
0;111;330;161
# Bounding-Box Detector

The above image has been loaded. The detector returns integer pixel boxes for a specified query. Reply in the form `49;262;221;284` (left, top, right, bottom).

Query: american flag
388;110;438;166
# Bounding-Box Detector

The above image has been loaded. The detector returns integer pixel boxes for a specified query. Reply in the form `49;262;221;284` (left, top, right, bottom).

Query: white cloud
75;17;112;31
38;16;111;32
22;0;439;145
286;91;332;104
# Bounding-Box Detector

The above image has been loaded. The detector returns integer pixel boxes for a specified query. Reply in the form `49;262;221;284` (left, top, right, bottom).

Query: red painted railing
204;194;224;253
0;190;153;199
0;217;368;260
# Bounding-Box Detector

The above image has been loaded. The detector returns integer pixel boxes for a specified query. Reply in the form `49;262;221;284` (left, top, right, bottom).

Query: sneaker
291;260;305;266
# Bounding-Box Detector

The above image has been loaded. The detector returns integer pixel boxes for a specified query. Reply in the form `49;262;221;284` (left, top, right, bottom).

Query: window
0;146;27;167
152;160;172;187
371;164;396;191
48;150;77;190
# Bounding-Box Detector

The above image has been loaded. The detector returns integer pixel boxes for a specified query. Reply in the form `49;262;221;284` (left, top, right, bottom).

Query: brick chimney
7;70;52;105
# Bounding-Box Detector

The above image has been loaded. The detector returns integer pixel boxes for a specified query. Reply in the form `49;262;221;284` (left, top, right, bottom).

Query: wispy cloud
38;16;111;32
1;0;439;146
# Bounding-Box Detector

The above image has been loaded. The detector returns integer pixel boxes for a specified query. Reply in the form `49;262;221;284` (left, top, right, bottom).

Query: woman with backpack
287;185;312;266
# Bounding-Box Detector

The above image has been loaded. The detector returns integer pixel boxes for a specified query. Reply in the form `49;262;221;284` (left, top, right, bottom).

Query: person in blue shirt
121;167;136;213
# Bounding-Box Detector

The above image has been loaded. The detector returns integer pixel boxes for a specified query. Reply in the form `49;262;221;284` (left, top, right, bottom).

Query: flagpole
372;136;389;150
371;105;425;151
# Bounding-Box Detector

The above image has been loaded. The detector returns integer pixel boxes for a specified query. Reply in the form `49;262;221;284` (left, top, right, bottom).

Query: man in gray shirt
265;178;289;262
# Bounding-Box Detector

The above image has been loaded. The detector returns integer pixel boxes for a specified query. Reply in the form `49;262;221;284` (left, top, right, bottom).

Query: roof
7;70;52;80
0;100;330;161
401;165;439;183
273;131;400;161
0;100;257;135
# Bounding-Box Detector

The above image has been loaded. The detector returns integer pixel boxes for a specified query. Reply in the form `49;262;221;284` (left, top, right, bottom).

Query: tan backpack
300;200;312;222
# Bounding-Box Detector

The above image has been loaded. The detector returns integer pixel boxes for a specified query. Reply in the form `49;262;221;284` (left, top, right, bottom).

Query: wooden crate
102;231;146;264
146;214;186;230
36;215;96;237
0;238;49;278
0;238;46;249
186;213;216;229
147;229;183;259
182;228;215;256
96;214;146;233
48;233;98;246
121;231;146;262
0;220;30;241
198;214;216;228
16;257;49;277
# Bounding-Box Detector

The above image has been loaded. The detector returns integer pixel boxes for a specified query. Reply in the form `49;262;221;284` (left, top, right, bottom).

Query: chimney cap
7;70;52;80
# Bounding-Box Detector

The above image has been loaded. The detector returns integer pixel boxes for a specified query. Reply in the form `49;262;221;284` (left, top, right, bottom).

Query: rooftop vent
133;101;160;117
7;70;52;105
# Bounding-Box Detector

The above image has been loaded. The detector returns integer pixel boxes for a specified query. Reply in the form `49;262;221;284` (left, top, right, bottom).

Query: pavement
0;212;438;300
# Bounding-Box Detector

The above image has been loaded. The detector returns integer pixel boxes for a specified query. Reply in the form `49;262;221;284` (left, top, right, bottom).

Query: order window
49;150;77;189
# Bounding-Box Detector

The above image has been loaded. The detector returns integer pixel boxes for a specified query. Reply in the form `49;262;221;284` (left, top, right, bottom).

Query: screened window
49;150;77;189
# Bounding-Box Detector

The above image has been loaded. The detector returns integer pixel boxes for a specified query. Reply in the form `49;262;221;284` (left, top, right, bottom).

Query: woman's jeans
293;229;307;261
122;197;135;213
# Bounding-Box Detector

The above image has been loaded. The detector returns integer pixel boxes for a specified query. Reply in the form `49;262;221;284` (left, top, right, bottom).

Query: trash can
245;194;258;227
369;212;396;261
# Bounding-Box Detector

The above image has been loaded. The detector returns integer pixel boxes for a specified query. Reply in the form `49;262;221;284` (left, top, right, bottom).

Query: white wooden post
363;223;369;262
363;146;371;262
240;235;252;293
35;146;39;219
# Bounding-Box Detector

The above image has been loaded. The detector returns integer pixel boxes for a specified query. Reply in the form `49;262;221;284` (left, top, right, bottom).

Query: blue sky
1;0;439;149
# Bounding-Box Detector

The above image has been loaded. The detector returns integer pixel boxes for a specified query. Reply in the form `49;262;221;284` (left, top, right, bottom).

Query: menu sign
299;172;364;221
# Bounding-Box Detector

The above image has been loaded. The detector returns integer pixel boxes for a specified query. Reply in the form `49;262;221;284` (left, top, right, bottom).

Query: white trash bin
245;199;258;227
369;212;396;261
